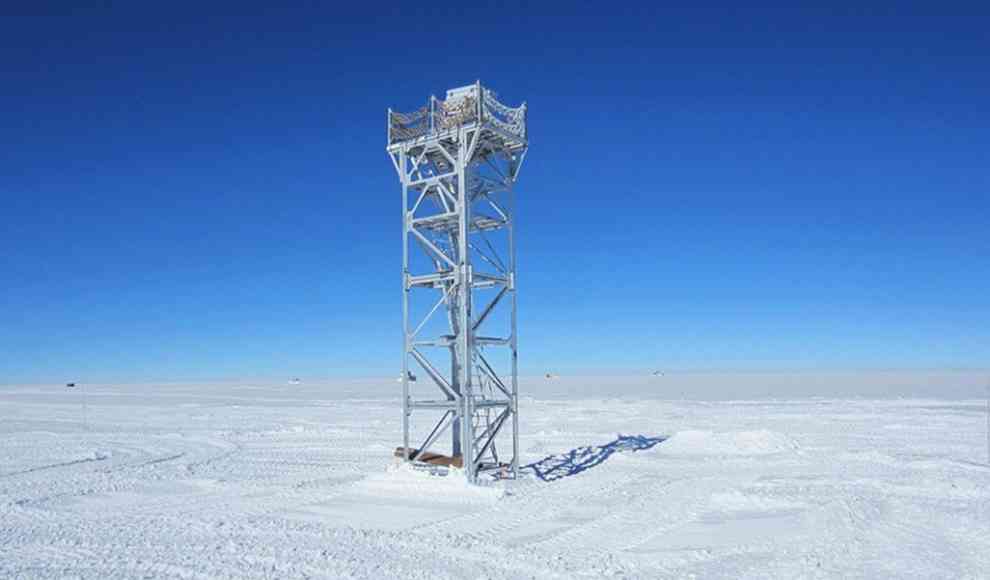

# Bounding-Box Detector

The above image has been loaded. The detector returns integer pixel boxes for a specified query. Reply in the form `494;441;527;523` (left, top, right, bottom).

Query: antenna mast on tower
387;81;528;483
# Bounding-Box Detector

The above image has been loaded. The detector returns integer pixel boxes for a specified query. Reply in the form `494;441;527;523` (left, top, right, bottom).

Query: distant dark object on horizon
66;382;76;388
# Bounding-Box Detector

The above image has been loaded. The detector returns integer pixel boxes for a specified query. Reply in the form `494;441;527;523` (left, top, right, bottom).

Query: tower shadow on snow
523;434;667;482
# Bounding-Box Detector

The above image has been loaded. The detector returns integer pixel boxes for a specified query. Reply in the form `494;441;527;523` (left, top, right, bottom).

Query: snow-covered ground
2;377;990;578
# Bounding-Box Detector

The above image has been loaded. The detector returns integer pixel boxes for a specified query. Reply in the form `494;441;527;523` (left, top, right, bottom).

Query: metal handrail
388;85;526;146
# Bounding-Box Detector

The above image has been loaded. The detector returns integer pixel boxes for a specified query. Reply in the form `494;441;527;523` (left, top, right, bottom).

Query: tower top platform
387;81;527;151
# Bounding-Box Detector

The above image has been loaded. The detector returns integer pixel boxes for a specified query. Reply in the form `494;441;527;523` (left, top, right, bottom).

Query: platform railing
388;87;526;146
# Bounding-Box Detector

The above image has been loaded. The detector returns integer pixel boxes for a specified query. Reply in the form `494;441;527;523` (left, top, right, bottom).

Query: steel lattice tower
387;82;527;483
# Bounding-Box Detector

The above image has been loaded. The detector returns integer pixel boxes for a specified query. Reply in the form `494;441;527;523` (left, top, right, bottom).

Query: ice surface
661;429;800;456
2;378;990;578
355;463;504;503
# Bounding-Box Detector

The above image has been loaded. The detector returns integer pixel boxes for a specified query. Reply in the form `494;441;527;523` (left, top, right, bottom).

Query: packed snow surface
661;429;800;456
2;377;990;578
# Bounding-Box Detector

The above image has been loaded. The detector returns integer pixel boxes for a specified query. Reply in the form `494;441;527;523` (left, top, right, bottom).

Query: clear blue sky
1;3;987;382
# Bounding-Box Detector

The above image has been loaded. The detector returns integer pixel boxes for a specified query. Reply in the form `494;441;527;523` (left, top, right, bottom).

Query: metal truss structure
386;82;527;483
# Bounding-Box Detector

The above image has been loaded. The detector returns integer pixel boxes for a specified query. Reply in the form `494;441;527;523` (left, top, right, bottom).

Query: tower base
394;447;464;468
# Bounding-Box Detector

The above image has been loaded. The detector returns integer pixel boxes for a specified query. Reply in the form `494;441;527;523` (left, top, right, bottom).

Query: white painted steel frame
386;81;527;483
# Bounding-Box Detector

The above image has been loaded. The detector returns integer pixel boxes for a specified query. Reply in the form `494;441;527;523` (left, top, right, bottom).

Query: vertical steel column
400;148;410;461
456;127;475;482
508;166;519;478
